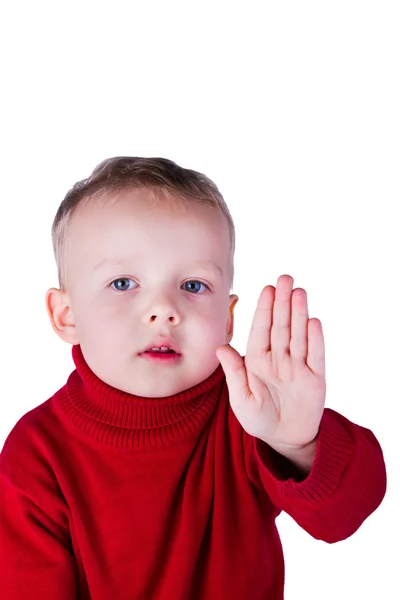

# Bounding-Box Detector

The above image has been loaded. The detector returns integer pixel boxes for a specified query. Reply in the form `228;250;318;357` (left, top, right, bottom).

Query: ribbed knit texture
0;344;387;599
61;344;227;449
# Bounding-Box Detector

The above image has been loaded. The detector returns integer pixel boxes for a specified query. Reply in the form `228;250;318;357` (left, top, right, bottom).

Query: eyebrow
93;258;224;278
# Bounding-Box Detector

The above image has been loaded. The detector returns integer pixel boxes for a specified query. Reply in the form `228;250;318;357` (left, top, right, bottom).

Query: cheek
98;295;132;319
194;309;227;339
206;300;230;325
75;300;124;337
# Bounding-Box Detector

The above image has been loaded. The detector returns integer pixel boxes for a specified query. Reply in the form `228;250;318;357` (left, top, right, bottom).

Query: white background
0;1;398;598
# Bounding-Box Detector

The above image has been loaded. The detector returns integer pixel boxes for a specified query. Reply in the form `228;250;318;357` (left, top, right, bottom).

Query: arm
244;408;387;542
217;274;386;541
0;471;78;598
0;412;78;599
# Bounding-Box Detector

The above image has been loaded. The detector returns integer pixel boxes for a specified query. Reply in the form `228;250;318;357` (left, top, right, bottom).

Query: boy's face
46;188;238;398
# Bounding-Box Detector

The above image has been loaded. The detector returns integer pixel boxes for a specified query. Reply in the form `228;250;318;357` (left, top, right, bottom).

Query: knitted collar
57;344;226;450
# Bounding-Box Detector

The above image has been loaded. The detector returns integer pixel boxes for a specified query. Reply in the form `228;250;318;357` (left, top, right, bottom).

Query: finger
270;274;293;356
307;318;326;378
245;285;275;358
289;288;309;361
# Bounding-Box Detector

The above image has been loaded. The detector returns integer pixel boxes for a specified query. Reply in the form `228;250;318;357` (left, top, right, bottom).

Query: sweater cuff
254;409;355;505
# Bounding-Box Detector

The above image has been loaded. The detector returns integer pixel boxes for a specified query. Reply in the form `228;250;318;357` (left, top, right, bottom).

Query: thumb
216;344;249;405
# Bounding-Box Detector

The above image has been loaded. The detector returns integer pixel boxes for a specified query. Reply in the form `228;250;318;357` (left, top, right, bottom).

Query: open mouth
144;349;177;354
140;349;182;362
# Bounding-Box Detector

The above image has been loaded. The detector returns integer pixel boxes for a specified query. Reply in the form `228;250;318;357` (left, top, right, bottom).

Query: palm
217;275;326;449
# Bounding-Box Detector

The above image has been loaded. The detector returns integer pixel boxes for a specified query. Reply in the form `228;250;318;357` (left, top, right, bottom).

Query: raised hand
216;274;326;456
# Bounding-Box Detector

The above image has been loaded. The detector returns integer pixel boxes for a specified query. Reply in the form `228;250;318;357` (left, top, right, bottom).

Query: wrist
265;437;318;476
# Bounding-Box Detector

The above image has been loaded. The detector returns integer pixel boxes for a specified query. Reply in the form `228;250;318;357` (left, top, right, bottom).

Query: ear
225;294;239;343
45;287;80;344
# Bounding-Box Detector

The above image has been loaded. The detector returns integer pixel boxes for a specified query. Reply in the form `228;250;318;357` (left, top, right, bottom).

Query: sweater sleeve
243;408;387;543
0;419;78;598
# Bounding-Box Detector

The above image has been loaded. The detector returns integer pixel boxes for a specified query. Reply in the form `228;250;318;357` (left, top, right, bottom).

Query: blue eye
111;278;137;292
183;281;210;294
109;279;210;293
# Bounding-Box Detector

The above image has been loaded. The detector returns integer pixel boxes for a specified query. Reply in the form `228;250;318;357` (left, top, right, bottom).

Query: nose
149;313;179;324
143;300;182;325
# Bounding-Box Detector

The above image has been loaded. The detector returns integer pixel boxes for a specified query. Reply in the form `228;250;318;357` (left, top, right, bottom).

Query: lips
140;339;181;354
145;349;176;354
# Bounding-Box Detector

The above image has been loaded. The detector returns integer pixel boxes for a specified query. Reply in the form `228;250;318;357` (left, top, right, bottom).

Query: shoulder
0;398;72;534
0;398;59;488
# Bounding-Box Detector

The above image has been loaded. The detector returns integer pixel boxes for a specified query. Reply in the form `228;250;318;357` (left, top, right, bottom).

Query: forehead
66;190;231;267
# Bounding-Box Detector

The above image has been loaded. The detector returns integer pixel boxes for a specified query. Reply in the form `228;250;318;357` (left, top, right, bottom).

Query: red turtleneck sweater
0;344;386;599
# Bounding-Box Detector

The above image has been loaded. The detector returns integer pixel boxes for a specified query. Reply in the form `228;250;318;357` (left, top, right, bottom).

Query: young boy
0;157;386;599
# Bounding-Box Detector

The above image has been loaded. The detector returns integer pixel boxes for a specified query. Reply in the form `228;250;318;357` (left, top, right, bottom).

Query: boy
0;157;386;599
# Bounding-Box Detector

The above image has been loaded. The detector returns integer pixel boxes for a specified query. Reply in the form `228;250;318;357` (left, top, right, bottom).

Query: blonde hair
51;156;236;291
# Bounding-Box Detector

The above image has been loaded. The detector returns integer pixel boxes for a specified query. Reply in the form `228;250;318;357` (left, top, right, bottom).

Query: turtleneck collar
56;344;226;450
